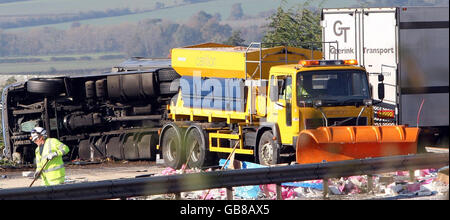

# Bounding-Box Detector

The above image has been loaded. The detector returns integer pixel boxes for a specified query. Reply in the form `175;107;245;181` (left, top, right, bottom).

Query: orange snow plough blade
296;125;420;164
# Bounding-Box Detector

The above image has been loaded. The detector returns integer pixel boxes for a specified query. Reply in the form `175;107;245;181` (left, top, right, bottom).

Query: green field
0;0;178;15
0;53;127;74
0;52;125;61
0;59;124;74
3;0;360;32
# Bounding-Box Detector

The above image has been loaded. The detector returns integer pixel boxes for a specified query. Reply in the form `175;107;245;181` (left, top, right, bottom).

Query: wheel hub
167;139;176;161
261;142;273;164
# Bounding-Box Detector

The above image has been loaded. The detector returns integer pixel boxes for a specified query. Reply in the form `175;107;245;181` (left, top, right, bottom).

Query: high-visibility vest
285;85;292;99
298;87;309;96
35;138;69;186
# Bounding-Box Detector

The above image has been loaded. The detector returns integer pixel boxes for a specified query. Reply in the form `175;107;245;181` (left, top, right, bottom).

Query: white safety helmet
30;127;47;142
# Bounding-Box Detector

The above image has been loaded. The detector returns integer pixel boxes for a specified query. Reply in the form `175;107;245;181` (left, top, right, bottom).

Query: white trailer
321;6;449;149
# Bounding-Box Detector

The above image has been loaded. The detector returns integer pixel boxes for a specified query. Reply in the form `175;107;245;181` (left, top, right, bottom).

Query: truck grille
305;117;367;129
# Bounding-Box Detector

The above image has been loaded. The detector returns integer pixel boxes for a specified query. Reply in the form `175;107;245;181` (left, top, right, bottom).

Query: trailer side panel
398;7;449;127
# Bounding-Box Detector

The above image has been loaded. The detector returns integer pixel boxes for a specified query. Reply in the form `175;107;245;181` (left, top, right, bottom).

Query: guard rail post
323;178;329;199
226;187;233;200
276;184;282;200
367;174;374;193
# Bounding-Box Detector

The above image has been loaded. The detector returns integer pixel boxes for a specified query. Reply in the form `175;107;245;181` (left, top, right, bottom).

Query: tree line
0;3;326;58
0;0;447;57
0;11;260;58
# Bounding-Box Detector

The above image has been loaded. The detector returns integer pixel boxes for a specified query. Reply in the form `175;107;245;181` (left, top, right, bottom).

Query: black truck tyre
78;139;91;160
106;136;123;160
159;80;179;95
258;131;280;166
137;133;157;160
161;124;185;169
27;78;65;95
157;68;180;82
184;126;213;168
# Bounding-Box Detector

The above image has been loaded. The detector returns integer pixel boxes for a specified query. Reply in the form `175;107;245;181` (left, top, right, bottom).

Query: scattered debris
22;171;34;178
67;160;102;166
135;173;155;178
136;169;148;173
156;154;164;164
425;147;449;154
64;177;88;184
147;158;448;200
436;166;449;184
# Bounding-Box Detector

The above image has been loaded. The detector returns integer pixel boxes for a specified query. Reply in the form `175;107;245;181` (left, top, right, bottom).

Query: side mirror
378;83;385;100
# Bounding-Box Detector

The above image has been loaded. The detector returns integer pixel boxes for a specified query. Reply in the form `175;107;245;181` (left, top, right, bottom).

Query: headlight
363;99;373;106
313;100;323;108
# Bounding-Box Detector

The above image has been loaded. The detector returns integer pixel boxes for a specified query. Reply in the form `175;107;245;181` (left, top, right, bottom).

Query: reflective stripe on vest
42;164;65;173
57;143;67;155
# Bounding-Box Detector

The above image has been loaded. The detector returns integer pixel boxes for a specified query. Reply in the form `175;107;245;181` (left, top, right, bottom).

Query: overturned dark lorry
1;60;179;164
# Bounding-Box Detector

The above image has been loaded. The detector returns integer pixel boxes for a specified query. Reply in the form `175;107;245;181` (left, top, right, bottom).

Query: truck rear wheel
184;126;213;168
161;124;185;169
258;131;280;166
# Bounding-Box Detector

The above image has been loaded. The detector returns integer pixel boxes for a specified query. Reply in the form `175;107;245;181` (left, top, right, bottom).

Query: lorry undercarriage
2;65;180;164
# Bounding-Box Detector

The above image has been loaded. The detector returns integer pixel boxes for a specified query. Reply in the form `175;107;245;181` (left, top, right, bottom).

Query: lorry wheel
184;126;211;168
161;125;185;169
123;135;138;160
258;131;280;166
78;139;91;160
26;78;65;95
159;81;179;95
137;134;157;160
106;136;123;160
157;68;180;82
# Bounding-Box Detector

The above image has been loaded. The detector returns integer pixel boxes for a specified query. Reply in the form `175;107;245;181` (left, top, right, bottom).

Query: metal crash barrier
0;153;448;200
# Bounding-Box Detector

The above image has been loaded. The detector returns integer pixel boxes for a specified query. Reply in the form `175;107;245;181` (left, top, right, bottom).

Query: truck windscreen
297;70;370;106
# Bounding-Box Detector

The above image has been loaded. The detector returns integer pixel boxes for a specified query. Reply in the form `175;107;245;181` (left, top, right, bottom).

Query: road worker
284;77;293;100
297;75;311;98
285;77;310;100
30;127;69;186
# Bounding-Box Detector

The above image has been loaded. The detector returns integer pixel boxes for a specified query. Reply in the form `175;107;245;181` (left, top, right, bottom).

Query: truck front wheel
258;131;280;166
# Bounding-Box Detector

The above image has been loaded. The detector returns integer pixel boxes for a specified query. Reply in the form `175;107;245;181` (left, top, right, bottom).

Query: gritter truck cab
158;43;420;169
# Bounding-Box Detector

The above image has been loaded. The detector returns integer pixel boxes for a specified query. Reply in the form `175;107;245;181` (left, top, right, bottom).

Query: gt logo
333;20;350;43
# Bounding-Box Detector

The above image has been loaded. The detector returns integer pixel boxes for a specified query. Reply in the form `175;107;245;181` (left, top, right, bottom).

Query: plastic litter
156;160;447;200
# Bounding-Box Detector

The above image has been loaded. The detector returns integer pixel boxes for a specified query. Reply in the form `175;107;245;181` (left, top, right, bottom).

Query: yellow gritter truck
158;43;420;169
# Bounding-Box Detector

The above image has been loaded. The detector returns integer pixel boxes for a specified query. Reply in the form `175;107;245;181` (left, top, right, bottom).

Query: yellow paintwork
270;63;367;73
209;127;253;155
171;45;322;79
266;64;373;145
169;44;373;155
